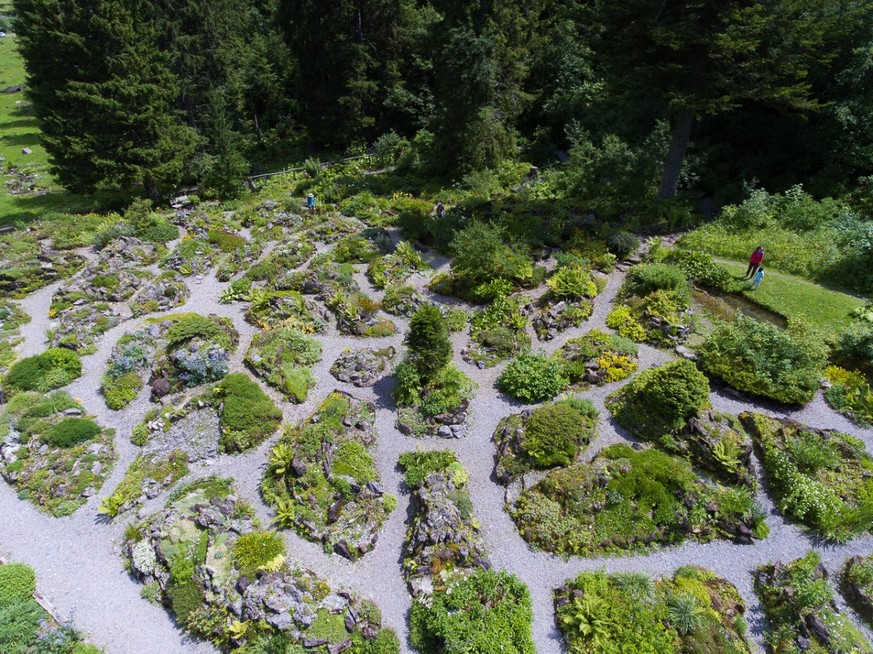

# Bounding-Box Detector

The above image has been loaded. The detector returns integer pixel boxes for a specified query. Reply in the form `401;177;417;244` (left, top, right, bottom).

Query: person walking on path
751;266;765;290
744;246;764;278
306;193;316;212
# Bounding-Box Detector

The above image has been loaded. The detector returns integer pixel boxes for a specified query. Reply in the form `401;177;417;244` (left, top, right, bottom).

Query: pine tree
14;0;196;196
581;0;845;198
405;305;451;382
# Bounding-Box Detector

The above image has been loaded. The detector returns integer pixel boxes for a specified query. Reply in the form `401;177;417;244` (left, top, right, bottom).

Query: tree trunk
657;107;695;199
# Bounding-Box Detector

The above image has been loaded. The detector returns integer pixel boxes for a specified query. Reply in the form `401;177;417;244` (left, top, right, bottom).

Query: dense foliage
755;552;871;654
555;567;751;654
607;360;710;441
742;412;873;542
3;347;81;394
409;570;535;654
698;314;828;404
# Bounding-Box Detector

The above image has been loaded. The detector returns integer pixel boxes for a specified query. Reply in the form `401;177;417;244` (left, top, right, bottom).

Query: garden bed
262;391;394;560
511;443;767;556
0;392;115;516
555;567;751;654
123;477;399;653
741;412;873;542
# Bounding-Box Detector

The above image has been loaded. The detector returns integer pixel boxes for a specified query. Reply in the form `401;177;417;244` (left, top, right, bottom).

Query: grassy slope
716;259;865;332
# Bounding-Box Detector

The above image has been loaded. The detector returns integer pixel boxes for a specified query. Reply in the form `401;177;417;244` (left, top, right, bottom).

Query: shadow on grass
0;188;129;227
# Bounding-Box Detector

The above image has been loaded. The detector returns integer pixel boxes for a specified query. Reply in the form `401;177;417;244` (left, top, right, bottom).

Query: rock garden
2;180;873;654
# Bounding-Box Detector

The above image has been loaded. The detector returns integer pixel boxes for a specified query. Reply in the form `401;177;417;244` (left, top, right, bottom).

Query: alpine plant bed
124;477;400;653
262;391;395;561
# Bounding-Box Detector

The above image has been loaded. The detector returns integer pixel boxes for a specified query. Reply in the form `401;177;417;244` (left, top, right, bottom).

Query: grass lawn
716;259;866;333
0;33;119;227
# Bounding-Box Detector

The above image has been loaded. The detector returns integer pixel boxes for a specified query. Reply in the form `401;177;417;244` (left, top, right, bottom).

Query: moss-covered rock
511;444;767;556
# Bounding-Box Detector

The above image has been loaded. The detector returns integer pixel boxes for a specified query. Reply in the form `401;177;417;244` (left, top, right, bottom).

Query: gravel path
3;245;873;654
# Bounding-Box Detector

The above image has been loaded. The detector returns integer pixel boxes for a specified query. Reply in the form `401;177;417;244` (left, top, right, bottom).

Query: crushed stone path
3;246;873;654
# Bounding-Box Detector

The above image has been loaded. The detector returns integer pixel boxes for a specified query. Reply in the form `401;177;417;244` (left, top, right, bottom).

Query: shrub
232;531;286;578
450;222;533;289
4;348;82;394
214;373;282;453
44;418;102;448
409;570;535;654
521;400;596;468
698;314;827;405
405;306;451;382
498;351;569;403
607;360;710;440
606;230;640;258
838;320;873;369
623;263;691;306
417;365;475;418
546;265;598;300
0;564;36;605
101;370;143;410
398;450;462;487
605;305;648;341
664;249;734;292
165;314;225;348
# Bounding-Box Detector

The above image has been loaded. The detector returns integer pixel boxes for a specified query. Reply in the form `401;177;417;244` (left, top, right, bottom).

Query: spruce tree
405;305;451;383
14;0;195;196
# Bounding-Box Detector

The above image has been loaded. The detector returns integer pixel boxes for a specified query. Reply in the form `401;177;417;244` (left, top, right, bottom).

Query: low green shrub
838;319;873;370
44;418;102;448
165;314;227;349
755;552;870;653
517;399;597;470
232;531;286;578
607;360;710;441
101;370;143;410
4;348;82;394
623;263;692;306
498;350;569;403
0;563;36;605
698;314;827;405
213;373;282;453
398;450;465;488
605;230;640;258
546;265;598;300
410;570;535;654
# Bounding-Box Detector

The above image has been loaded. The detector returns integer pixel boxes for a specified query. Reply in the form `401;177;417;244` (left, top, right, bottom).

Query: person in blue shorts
751;266;764;290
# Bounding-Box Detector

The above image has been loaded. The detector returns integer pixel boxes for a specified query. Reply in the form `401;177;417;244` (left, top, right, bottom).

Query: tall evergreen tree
277;0;413;147
428;1;545;172
14;0;195;196
581;0;843;198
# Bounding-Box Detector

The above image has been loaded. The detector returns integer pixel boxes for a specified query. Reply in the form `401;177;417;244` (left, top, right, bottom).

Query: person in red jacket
744;245;764;278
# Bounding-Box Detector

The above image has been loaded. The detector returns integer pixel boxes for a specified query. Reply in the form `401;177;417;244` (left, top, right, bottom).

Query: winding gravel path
3;240;873;654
